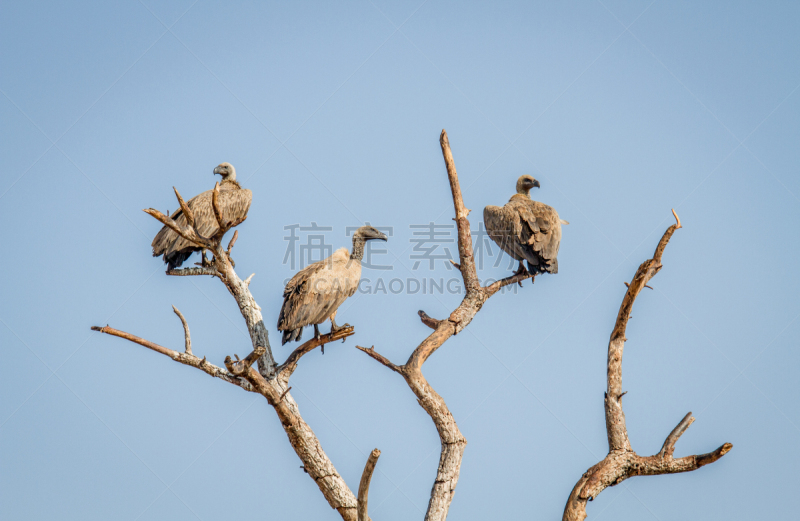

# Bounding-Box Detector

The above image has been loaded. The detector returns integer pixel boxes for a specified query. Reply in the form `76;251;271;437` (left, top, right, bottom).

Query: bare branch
143;208;211;249
211;182;225;232
91;325;251;391
418;310;442;330
355;345;404;374
167;267;218;277
357;131;536;520
173;186;194;228
277;326;356;381
102;186;361;520
227;229;238;252
244;273;254;286
172;305;192;355
659;412;694;458
693;442;733;467
606;212;681;452
225;345;266;376
484;271;535;297
440;129;479;293
563;214;731;521
357;449;381;521
672;208;682;229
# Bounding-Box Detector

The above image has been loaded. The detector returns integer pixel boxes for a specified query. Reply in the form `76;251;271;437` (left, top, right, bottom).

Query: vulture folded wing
278;249;360;334
278;260;328;331
514;200;561;271
151;207;187;256
167;188;252;256
484;205;523;259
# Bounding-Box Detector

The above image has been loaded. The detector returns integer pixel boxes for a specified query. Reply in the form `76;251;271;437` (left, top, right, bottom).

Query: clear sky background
2;1;799;520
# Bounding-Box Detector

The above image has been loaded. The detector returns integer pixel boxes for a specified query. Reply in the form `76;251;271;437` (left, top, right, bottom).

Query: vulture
483;175;567;276
278;225;388;345
151;163;252;269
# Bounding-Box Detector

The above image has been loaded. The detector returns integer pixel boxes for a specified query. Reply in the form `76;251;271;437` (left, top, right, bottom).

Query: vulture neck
350;236;366;261
221;178;241;189
512;190;531;200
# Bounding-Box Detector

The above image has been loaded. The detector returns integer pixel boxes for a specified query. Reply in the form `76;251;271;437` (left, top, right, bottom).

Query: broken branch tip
671;208;682;229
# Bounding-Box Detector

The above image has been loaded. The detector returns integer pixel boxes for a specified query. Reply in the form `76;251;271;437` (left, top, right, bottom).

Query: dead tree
91;132;730;521
562;210;732;520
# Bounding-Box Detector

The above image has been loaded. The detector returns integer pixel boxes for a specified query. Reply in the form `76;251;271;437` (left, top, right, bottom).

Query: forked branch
91;325;252;391
93;306;361;520
356;130;540;521
112;183;361;519
563;211;731;521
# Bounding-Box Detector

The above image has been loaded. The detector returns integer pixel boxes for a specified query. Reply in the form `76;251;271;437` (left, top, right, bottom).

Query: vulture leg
329;315;351;342
513;260;529;286
314;324;320;340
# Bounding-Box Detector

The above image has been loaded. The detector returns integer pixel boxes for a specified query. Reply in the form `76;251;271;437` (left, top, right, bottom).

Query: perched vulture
483;175;567;276
278;226;388;345
151;163;252;269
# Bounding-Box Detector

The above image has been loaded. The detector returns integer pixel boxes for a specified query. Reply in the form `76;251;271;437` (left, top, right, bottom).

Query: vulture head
213;162;236;181
516;175;540;196
353;226;388;243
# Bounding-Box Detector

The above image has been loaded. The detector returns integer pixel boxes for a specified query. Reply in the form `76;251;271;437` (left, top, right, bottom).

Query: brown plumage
483;175;567;276
278;226;388;345
151;162;252;269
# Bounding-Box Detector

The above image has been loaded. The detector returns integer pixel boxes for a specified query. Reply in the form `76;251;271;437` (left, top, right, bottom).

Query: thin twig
227;230;238;253
418;310;442;330
172;305;192;355
355;345;404;374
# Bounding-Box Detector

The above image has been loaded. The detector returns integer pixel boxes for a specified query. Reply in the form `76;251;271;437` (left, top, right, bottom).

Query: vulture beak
213;166;221;176
532;179;541;188
373;231;389;242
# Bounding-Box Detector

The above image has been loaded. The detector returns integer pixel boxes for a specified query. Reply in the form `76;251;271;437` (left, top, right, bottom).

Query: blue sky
1;1;799;519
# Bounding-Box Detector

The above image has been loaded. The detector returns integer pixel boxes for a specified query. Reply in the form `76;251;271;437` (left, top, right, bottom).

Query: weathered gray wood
96;183;363;521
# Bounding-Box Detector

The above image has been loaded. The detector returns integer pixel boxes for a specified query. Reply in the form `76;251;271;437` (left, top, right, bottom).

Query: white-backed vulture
151;163;252;269
483;175;567;276
278;226;388;345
